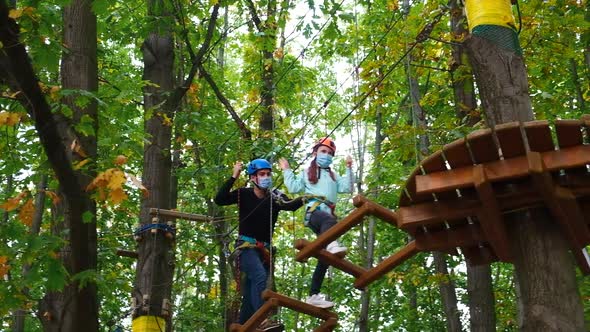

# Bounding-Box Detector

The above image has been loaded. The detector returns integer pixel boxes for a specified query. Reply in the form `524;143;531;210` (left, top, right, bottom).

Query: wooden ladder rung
354;241;419;289
294;239;366;278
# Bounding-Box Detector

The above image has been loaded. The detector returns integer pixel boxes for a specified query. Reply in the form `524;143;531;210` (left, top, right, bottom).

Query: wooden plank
354;195;398;226
262;290;338;321
399;167;432;206
473;165;512;261
467;128;499;163
315;317;338;332
294;239;366;278
399;187;548;230
528;152;590;249
495;122;526;158
234;298;277;331
443;138;473;168
354;241;419;289
295;204;369;262
414;223;483;251
524;120;554;152
555;120;583;148
116;249;138;259
415;145;590;195
397;199;481;231
149;208;211;222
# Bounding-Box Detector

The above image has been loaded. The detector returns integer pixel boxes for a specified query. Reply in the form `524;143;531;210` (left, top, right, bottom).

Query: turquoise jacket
282;167;354;214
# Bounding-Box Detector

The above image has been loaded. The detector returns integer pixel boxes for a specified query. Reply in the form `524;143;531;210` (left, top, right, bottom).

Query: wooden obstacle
291;118;590;303
229;290;338;332
396;119;590;273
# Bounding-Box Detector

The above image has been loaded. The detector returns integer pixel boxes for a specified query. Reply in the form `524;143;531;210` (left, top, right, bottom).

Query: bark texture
466;35;585;331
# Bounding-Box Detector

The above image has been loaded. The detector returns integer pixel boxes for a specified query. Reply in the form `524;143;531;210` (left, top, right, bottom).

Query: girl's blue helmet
246;158;272;175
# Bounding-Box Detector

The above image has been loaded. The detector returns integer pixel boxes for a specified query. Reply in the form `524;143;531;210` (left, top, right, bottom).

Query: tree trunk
467;264;496;331
433;252;462;332
39;0;99;330
466;35;585;331
449;2;495;329
132;0;176;327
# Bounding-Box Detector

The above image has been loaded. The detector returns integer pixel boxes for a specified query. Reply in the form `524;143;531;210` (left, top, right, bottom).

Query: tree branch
245;0;263;32
166;3;220;113
0;1;83;199
198;64;251;140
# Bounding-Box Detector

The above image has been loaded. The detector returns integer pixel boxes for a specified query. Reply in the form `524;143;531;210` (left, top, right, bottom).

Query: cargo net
472;25;522;55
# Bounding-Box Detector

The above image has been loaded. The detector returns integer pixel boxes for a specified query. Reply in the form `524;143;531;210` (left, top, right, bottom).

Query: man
215;158;303;331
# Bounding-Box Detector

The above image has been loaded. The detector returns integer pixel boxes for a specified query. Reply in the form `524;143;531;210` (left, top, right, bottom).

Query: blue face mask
316;153;333;168
257;176;273;189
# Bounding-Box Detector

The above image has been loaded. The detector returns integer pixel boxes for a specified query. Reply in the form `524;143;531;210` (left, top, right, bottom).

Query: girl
279;137;354;308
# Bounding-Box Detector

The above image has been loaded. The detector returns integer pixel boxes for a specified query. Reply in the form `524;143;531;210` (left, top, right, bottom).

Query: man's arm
214;161;243;205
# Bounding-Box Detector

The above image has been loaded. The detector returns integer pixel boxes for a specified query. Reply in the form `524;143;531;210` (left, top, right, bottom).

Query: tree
463;1;585;330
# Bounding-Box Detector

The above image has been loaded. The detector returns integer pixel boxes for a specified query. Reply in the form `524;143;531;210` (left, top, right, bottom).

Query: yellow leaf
6;112;20;126
107;169;126;190
0;191;28;211
109;187;128;204
0;256;10;278
8;9;23;19
73;158;91;170
18;199;35;227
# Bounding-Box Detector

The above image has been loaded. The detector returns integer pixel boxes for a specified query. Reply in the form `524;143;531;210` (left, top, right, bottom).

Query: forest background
0;0;588;331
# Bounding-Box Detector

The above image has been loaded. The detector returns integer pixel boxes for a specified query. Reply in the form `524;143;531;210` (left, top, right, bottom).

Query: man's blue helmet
246;158;272;175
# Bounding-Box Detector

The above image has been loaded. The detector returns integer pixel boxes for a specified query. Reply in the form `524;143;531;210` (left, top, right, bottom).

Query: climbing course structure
232;118;590;332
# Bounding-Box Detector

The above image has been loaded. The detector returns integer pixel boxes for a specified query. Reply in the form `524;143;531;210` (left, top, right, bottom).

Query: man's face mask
257;176;272;189
316;153;333;168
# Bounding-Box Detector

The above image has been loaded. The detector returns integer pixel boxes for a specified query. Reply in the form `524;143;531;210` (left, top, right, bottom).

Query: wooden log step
294;239;366;278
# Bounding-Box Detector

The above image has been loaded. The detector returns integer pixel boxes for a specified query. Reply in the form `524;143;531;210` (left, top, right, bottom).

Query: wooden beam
315;317;338;332
473;165;512;261
415;144;590;195
116;249;138;259
414;223;484;251
354;195;398;226
230;298;277;332
528;152;590;249
262;290;338;321
296;204;369;262
397;199;481;231
149;208;211;222
294;239;367;278
354;241;419;289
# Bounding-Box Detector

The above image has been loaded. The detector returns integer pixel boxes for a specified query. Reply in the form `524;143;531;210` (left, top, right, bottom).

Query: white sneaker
326;241;347;255
305;293;334;309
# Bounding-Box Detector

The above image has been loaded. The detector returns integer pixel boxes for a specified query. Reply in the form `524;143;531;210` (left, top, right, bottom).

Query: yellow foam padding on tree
132;316;166;332
464;0;516;32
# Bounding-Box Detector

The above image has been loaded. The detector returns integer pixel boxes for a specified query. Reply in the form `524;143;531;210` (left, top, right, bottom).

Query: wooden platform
398;119;590;273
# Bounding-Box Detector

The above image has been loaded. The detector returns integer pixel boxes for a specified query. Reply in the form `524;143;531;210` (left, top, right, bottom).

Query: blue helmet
246;158;272;175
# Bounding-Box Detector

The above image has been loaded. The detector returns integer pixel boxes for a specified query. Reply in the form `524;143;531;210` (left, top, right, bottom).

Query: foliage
0;0;589;330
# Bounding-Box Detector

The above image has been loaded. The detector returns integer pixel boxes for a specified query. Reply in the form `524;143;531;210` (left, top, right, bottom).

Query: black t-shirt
214;177;303;243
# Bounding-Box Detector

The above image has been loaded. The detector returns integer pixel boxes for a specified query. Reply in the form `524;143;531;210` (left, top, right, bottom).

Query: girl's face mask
256;176;272;189
316;153;333;168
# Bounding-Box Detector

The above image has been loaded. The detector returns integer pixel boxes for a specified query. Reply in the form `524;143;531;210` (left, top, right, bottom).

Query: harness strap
236;235;271;264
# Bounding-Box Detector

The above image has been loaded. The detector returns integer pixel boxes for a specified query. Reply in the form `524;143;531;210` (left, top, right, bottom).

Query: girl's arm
337;156;354;193
279;157;305;194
